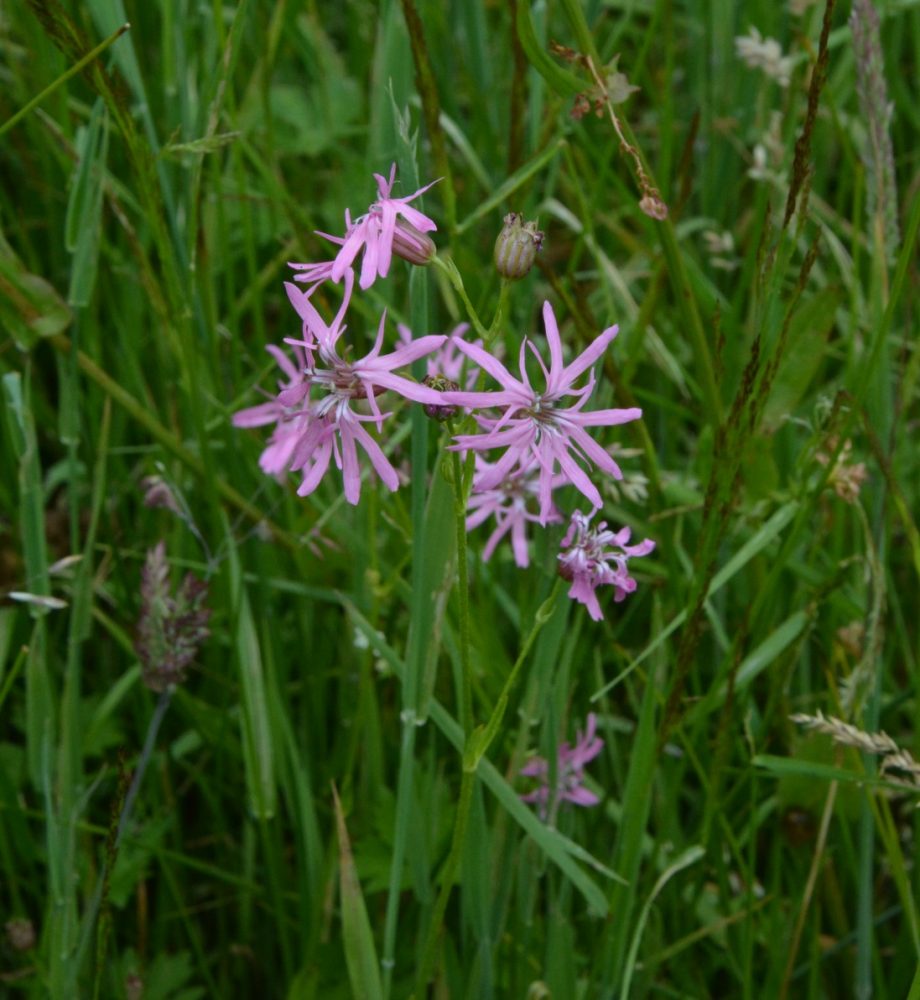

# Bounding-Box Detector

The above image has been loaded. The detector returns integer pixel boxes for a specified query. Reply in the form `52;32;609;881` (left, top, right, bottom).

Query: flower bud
422;374;459;422
494;212;544;280
392;219;437;267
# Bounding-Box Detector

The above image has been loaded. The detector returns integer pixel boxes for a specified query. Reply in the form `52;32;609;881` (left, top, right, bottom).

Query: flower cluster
291;164;438;292
235;167;451;504
234;165;655;620
816;437;868;504
446;301;642;524
442;302;654;612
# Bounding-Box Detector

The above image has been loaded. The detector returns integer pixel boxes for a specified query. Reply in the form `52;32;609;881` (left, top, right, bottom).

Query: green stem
0;23;131;139
431;256;488;340
464;578;564;774
485;279;511;347
414;766;475;996
414;578;564;994
450;448;474;736
49;335;297;548
399;0;457;231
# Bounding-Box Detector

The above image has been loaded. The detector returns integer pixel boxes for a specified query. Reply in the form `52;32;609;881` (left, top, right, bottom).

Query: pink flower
232;341;312;477
397;322;481;388
321;164;438;290
233;272;446;505
558;509;655;621
286;258;338;292
466;457;562;568
444;302;642;524
520;713;604;818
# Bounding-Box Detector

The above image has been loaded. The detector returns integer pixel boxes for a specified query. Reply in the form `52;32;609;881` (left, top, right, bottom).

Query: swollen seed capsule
494;212;544;280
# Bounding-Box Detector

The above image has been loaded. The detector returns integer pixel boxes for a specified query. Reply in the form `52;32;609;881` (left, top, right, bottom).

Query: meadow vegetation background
1;0;919;997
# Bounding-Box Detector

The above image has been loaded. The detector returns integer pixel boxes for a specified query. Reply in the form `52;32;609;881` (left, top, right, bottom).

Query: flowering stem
449;448;474;736
485;279;511;347
570;52;722;428
415;578;564;994
431;256;488;340
415;766;474;996
464;577;565;774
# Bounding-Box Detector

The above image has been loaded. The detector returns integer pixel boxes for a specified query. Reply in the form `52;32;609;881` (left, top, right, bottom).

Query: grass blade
332;784;385;1000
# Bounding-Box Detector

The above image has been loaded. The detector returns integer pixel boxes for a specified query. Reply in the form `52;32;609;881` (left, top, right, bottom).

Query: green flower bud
494;212;544;280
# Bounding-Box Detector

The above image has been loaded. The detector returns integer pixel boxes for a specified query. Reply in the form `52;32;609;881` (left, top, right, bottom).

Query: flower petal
569;406;642;427
559;323;620;388
452;340;526;394
542;301;566;394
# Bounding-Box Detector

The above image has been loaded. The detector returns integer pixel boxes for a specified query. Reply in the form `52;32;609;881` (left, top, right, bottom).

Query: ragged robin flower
558;508;655;621
465;456;563;568
444;301;642;524
234;271;447;504
520;713;604;819
318;163;438;290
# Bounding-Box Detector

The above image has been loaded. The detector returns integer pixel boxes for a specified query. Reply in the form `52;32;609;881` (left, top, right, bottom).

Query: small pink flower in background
444;301;642;525
398;322;481;388
466;457;562;568
233;271;447;505
320;164;438;290
558;508;655;621
520;713;604;818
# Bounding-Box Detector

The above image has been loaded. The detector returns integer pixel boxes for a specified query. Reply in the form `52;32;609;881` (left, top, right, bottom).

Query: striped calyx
493;212;544;280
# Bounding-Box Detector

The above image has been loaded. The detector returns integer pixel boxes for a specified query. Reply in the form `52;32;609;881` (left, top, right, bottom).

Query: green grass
1;0;919;996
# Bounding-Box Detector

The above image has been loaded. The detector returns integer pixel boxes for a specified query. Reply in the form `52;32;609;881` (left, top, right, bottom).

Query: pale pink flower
232;341;312;478
445;301;642;524
321;164;438;290
286;258;338;292
234;272;446;504
520;713;604;818
397;322;480;388
558;509;655;621
466;457;562;568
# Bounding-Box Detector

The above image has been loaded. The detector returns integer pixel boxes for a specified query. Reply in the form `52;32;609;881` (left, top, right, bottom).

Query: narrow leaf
232;579;277;820
331;784;384;1000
